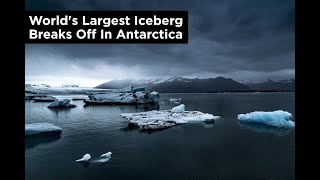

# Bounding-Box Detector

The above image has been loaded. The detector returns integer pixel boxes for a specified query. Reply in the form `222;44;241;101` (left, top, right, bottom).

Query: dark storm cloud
25;0;295;85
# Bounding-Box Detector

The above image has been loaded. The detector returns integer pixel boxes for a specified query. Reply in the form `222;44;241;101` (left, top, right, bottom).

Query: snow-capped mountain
96;76;251;93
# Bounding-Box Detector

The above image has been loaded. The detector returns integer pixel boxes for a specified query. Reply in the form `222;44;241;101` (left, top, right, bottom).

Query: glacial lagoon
25;92;295;180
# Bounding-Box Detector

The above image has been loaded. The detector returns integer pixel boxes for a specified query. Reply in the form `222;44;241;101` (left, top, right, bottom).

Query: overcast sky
25;0;295;87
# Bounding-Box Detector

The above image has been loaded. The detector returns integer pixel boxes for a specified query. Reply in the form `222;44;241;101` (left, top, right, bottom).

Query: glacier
120;104;220;130
237;110;295;128
25;123;62;136
47;99;77;108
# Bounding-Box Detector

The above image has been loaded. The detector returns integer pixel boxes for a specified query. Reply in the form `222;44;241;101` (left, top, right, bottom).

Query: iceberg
237;110;295;128
25;123;62;136
120;104;220;130
47;99;77;108
76;154;91;162
93;152;112;163
171;104;185;113
100;152;112;158
75;152;112;164
84;90;160;105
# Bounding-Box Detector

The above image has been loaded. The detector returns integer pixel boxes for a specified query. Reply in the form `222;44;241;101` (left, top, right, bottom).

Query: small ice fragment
76;154;91;162
171;104;185;113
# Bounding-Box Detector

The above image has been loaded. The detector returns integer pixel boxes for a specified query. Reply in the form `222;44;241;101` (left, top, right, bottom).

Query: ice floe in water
47;99;77;108
76;154;91;162
100;152;112;158
237;110;295;128
25;123;62;136
171;104;185;113
76;152;112;164
84;90;160;105
94;152;112;163
120;104;220;130
169;98;182;103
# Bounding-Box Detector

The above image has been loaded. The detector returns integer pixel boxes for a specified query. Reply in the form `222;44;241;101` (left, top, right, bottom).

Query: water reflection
84;103;160;111
238;121;293;136
48;108;72;116
76;161;90;168
202;120;216;128
120;122;168;134
25;133;61;149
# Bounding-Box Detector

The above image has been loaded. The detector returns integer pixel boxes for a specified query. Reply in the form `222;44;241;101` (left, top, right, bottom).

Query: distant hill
96;77;251;93
95;78;164;89
149;77;251;93
246;79;295;91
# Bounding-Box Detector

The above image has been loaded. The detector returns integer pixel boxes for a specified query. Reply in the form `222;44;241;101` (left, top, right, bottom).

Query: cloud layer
25;0;295;87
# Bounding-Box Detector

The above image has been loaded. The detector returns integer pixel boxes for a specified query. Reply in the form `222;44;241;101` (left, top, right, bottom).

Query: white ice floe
237;110;295;128
75;152;112;163
47;99;77;108
171;104;185;113
25;123;62;136
100;152;112;158
76;154;91;162
120;104;220;130
92;152;112;163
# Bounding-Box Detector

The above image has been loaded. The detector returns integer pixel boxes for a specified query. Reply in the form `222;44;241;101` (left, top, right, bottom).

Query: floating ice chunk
96;152;113;162
100;152;112;158
169;98;182;102
171;104;185;113
76;154;91;162
47;99;77;108
84;91;159;105
120;106;220;130
25;123;62;136
237;110;295;128
150;91;159;96
94;157;111;163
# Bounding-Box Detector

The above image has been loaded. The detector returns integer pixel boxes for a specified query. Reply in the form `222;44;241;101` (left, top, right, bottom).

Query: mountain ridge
97;76;294;93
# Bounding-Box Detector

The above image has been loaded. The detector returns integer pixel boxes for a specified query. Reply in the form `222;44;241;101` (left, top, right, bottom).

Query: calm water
25;93;295;180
